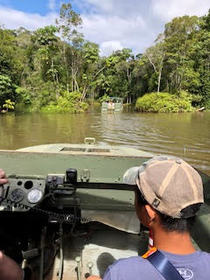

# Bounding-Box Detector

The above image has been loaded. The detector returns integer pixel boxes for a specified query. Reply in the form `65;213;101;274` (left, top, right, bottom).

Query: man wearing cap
89;156;210;280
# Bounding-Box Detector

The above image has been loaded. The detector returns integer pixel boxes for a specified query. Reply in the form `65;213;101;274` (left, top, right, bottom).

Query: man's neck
153;228;196;255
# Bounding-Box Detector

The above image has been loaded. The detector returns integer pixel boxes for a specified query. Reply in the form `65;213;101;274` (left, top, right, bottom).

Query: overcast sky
0;0;209;56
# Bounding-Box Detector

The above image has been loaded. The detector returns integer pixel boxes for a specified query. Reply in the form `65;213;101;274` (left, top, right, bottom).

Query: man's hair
135;190;201;232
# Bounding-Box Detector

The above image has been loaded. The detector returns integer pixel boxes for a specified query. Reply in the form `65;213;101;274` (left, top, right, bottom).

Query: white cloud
0;6;57;30
82;14;149;55
81;0;209;55
100;41;123;56
152;0;209;22
86;0;114;13
74;0;160;54
48;0;56;11
82;0;150;17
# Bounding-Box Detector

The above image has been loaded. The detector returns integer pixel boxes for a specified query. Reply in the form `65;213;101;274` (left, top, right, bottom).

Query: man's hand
0;251;23;280
0;169;8;185
0;171;22;279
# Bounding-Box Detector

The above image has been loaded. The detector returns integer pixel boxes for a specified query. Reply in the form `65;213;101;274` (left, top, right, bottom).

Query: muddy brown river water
0;111;209;175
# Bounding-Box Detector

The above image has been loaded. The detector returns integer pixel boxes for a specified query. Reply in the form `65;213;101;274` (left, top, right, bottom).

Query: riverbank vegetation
136;91;193;113
0;3;209;113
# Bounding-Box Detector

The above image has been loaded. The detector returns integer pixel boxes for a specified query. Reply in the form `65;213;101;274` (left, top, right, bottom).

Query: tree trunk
157;68;162;93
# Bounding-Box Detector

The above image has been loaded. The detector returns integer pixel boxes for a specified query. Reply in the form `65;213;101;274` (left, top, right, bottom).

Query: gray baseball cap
123;155;204;218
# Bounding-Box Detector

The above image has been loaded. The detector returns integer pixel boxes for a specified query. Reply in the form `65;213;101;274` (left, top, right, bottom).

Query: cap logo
152;198;160;208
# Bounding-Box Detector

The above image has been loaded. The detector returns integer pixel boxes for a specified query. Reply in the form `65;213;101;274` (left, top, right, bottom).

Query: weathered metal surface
0;146;150;236
0;148;149;217
192;203;210;252
17;143;153;157
81;209;139;233
46;224;147;280
77;189;134;210
0;143;209;280
0;148;152;183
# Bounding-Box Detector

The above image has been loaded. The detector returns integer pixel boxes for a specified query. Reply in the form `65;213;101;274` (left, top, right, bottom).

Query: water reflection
0;111;209;175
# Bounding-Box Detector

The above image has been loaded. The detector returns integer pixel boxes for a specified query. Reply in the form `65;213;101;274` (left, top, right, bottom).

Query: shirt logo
177;268;194;280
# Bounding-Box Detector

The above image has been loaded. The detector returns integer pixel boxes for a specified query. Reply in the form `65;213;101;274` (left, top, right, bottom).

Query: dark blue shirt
103;251;210;280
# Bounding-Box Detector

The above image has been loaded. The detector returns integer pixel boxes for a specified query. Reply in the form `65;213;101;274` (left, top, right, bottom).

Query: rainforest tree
0;6;209;112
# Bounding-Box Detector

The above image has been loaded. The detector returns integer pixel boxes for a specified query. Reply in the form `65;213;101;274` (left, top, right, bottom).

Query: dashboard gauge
10;189;25;203
27;189;43;204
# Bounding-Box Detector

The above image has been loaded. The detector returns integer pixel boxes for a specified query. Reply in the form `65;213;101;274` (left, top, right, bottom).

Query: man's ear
145;205;157;223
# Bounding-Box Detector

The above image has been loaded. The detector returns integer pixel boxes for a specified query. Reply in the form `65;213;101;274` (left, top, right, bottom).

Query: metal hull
0;143;209;280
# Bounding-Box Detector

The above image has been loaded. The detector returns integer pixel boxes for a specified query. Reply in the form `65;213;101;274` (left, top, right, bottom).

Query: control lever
87;262;93;276
75;256;81;280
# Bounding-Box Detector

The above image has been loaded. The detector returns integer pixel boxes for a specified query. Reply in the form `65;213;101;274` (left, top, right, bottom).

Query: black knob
66;169;77;184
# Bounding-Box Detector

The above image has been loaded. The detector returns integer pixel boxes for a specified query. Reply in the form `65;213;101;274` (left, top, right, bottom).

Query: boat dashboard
0;169;209;279
1;170;136;208
0;169;140;234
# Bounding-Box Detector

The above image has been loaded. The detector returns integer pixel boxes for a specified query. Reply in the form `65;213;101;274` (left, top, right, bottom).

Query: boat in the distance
101;97;123;112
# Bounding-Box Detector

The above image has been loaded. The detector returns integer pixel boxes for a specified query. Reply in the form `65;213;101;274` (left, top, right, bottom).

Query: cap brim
123;167;141;185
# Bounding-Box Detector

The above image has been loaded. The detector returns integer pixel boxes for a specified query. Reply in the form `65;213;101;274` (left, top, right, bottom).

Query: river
0;111;209;175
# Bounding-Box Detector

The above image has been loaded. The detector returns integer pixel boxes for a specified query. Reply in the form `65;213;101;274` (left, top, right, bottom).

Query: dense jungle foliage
0;3;209;113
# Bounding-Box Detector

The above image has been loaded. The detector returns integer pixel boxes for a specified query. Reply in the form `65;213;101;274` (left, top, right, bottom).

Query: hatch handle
84;138;96;145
